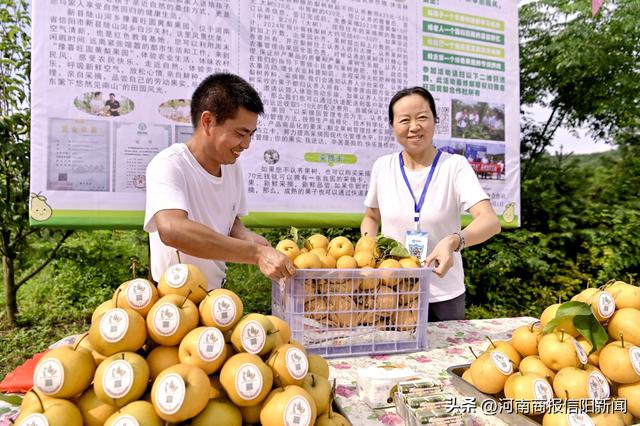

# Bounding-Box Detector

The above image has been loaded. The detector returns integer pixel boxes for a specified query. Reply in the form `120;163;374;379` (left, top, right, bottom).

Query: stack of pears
19;261;346;426
461;280;640;425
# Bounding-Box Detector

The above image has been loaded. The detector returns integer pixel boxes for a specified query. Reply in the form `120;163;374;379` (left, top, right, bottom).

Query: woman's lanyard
399;150;441;231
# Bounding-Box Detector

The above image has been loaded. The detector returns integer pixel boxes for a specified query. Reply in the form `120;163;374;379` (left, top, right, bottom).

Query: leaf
572;315;609;354
0;393;22;405
289;226;299;245
556;301;593;317
389;245;410;258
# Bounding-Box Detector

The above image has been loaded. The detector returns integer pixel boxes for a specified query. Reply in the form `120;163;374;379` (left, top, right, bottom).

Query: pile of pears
461;280;640;425
18;261;350;426
276;233;420;270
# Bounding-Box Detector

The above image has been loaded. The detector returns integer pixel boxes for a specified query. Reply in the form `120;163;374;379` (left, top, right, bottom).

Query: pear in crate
158;262;208;304
305;234;330;251
32;338;96;399
93;352;150;407
199;288;244;331
89;307;147;356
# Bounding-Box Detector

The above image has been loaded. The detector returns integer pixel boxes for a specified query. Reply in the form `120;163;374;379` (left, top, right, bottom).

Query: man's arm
230;217;270;246
154;209;294;280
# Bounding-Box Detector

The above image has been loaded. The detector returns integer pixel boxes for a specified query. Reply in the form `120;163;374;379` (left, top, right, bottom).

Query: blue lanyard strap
399;150;441;224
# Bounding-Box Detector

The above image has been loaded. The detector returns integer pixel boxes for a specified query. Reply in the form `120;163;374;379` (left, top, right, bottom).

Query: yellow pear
399;257;420;268
572;287;600;303
32;342;96;399
15;396;83;426
553;366;610;400
150;363;211;422
104;400;163;426
607;308;640;346
505;372;553;414
307;354;330;378
76;386;118;426
538;331;586;371
268;314;292;345
309;247;327;257
355;235;377;255
318;254;337;269
617;381;640;418
605;280;640;310
146;294;199;346
92;299;116;324
336;255;357;269
358;267;378;291
157;263;208;304
519;355;556;382
267;343;309;387
469;351;513;394
112;278;159;318
93;351;150;408
230;313;279;356
191;398;243;426
260;385;318;426
146;345;180;381
89;307;147;356
511;322;542;357
294;252;322;269
239;403;262;424
199;288;244;332
305;234;330;251
598;340;640;384
589;412;627;426
542;411;594;426
483;338;521;368
576;337;601;366
219;352;274;407
301;373;332;415
178;326;228;374
327;236;354;259
353;251;376;268
377;259;402;287
315;410;351;426
461;368;473;385
276;239;301;261
586;290;616;322
539;303;580;336
75;334;107;366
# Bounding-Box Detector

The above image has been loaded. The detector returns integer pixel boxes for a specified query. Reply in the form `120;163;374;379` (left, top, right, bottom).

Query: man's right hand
257;246;296;283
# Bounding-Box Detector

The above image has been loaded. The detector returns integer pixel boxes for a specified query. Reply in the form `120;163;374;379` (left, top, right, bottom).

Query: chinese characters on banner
30;0;520;228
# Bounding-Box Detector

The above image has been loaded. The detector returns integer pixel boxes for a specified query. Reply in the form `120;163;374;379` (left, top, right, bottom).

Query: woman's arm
425;199;500;278
360;207;381;238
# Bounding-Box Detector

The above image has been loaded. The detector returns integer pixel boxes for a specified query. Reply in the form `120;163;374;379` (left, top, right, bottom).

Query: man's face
202;107;258;166
109;94;116;101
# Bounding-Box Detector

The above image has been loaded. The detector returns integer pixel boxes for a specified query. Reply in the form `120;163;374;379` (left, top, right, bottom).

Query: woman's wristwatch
453;231;465;252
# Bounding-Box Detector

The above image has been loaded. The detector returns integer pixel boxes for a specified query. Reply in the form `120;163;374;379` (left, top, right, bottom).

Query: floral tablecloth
328;316;538;426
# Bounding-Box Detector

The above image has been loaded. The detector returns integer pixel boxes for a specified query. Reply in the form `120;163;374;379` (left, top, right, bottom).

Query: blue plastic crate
271;268;431;358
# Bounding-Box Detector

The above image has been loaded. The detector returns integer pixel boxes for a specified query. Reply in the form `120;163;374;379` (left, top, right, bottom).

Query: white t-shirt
143;143;248;289
364;151;488;303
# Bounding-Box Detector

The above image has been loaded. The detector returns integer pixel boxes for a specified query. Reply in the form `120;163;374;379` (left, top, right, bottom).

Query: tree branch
16;230;73;288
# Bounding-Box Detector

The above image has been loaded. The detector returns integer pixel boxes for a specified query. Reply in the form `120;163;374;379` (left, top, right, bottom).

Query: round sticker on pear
199;288;243;332
157;253;208;304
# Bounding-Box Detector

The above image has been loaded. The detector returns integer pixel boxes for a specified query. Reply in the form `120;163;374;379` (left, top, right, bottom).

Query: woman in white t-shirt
361;87;501;321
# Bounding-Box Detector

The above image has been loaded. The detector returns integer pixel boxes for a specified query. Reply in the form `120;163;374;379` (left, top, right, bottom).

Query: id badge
405;230;429;263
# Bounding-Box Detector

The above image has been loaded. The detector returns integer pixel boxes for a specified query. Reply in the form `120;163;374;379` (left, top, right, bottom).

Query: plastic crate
271;267;431;358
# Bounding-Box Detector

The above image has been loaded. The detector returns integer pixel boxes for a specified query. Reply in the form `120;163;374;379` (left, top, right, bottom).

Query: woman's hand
425;234;459;278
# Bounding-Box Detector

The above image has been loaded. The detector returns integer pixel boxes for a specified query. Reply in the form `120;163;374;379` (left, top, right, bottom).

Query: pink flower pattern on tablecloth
377;412;405;425
335;384;356;398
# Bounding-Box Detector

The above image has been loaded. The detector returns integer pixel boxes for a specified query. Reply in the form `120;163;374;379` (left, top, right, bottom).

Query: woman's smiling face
391;94;436;156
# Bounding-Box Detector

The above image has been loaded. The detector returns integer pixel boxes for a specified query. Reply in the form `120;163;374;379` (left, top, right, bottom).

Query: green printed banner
304;152;358;166
424;36;504;58
423;50;505;71
423;21;504;45
423;6;504;31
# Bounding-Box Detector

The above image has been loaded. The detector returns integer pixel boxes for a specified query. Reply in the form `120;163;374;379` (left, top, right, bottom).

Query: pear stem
468;346;479;359
486;335;496;348
130;257;139;279
176;250;182;264
620;332;625;348
179;290;192;308
32;389;44;412
198;284;208;294
560;329;565;342
312;373;316;387
530;322;539;333
73;332;90;351
114;287;122;309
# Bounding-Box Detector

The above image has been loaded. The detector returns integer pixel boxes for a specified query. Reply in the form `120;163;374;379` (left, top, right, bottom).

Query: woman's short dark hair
190;73;264;128
388;86;438;126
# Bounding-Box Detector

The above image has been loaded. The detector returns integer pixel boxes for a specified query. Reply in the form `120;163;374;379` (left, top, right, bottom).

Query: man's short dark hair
190;73;264;128
109;93;115;97
388;86;438;126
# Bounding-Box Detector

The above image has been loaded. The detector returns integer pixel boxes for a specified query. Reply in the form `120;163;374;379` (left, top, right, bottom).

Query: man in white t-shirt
144;73;295;288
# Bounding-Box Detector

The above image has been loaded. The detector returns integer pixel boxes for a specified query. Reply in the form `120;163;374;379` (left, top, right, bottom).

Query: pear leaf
572;315;609;354
556;301;593;317
389;245;410;258
289;226;299;245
